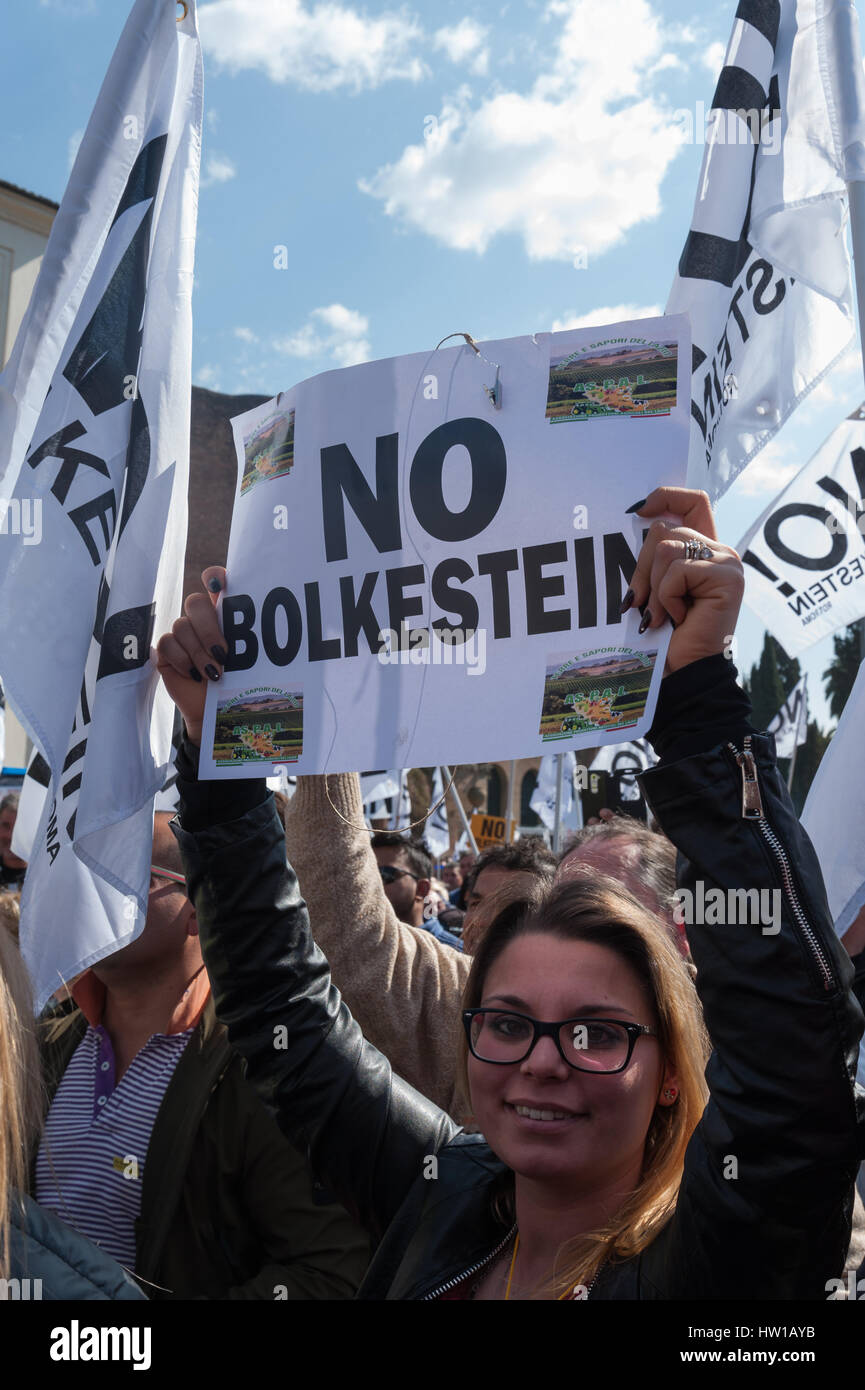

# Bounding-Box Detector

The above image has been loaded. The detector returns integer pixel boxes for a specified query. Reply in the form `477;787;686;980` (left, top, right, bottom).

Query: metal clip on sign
434;332;503;410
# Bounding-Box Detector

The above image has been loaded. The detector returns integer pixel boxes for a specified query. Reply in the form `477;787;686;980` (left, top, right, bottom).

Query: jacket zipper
420;1225;597;1301
729;736;836;992
420;1224;517;1301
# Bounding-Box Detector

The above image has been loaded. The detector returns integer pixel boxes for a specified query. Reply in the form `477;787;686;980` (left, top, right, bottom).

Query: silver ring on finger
684;538;712;561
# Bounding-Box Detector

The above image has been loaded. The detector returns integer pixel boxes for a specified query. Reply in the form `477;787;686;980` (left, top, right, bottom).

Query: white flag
11;748;50;864
589;739;658;800
425;767;451;859
154;710;185;814
392;769;412;832
767;676;809;759
0;679;5;771
667;0;863;497
737;407;865;656
266;766;297;799
531;754;575;831
0;0;202;1009
802;658;865;938
360;770;401;805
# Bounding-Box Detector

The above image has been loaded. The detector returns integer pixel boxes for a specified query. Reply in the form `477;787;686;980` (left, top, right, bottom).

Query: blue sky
3;0;865;729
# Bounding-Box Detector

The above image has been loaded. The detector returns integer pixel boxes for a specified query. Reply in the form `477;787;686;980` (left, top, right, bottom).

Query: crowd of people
1;488;864;1302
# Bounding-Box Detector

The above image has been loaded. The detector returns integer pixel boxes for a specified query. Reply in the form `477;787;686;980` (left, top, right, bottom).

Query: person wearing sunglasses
159;487;863;1299
372;832;462;950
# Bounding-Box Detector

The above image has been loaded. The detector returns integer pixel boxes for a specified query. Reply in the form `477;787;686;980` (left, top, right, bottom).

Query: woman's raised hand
155;565;227;745
625;488;744;674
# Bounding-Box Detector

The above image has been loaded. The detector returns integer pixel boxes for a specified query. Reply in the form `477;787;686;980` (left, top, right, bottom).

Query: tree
746;632;827;813
823;623;862;721
744;633;789;732
789;719;831;816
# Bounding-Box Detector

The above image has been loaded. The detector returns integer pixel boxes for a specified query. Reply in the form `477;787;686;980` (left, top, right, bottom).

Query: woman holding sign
156;488;862;1300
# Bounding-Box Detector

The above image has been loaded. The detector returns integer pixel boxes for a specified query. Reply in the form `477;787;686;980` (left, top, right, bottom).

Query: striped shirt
36;1023;193;1269
35;968;209;1272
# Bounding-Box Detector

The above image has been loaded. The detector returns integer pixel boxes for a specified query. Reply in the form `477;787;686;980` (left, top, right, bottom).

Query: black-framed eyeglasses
463;1009;658;1074
378;864;418;885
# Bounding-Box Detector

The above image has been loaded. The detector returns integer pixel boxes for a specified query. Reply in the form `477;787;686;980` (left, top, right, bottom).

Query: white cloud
274;304;370;367
434;19;489;75
195;364;222;389
201;155;237;188
703;40;726;78
734;438;801;498
67;129;84;172
361;0;687;262
799;346;864;413
198;0;426;92
551;303;663;332
206;108;220;130
39;0;96;11
234;326;258;343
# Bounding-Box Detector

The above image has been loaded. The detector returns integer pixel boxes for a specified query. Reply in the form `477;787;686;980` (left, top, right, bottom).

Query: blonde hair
458;876;710;1296
0;893;21;946
0;927;43;1279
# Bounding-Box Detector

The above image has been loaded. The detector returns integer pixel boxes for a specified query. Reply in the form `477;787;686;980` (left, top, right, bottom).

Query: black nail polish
625;498;647;514
189;666;203;683
210;645;227;663
205;664;220;681
208;578;222;593
620;588;634;614
638;610;652;634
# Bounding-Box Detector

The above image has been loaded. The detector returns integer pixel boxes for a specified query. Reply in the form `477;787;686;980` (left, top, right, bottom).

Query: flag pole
552;753;564;855
506;758;516;842
574;760;584;832
787;674;807;793
441;765;479;855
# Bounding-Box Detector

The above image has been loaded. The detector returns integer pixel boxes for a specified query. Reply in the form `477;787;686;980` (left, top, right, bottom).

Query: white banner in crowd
199;315;690;778
530;754;575;830
362;769;409;827
589;738;658;801
737;407;865;656
11;748;50;864
667;0;863;498
360;770;401;804
767;676;809;759
424;767;451;859
802;657;865;940
0;0;202;1010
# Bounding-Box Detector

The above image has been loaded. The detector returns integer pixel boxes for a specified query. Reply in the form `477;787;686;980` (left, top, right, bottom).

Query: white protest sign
199;317;690;777
738;407;865;656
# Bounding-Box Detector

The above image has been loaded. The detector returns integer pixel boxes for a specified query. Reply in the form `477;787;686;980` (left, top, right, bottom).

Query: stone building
0;179;59;772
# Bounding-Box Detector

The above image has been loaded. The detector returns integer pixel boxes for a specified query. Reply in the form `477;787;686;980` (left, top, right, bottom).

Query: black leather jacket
175;658;864;1299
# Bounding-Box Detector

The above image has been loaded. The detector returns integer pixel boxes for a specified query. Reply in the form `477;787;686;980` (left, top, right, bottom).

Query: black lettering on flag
96;604;155;679
62;136;168;416
27;421;111;503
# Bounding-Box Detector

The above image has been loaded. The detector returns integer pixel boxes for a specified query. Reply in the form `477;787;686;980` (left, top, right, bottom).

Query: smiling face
467;932;669;1194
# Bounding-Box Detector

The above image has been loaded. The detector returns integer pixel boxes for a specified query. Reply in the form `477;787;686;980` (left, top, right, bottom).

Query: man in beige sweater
285;773;472;1117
